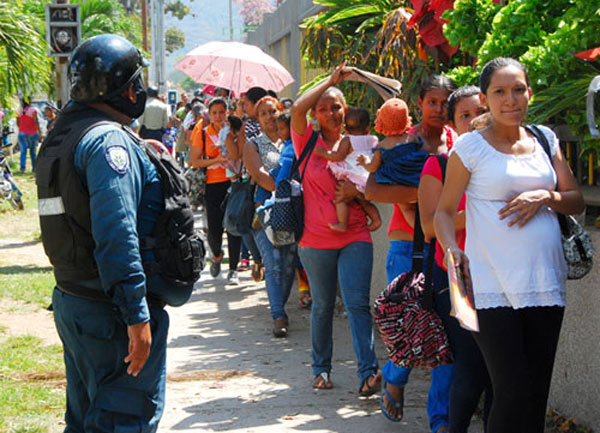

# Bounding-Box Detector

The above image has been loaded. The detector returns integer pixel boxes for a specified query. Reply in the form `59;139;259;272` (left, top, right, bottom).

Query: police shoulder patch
105;144;130;174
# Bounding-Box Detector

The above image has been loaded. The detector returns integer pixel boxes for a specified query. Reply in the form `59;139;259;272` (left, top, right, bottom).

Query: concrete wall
245;0;324;98
549;227;600;431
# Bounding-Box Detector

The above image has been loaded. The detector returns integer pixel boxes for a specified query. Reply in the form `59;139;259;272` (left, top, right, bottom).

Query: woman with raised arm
434;58;583;433
290;63;380;394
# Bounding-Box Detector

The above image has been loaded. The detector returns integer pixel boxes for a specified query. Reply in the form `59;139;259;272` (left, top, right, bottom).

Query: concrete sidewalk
158;262;485;432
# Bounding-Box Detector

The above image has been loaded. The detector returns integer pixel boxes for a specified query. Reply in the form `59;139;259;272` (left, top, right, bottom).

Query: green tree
165;0;190;20
165;27;185;54
301;0;438;117
443;0;600;138
0;0;52;111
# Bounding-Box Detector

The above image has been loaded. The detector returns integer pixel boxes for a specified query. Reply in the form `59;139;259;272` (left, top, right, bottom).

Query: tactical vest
37;104;204;301
36;105;108;297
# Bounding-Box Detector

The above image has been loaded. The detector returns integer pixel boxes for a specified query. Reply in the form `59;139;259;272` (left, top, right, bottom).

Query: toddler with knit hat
356;98;424;185
314;107;381;232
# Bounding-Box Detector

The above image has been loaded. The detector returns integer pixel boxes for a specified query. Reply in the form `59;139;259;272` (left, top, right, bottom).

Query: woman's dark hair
447;85;481;122
278;110;291;127
245;87;267;104
208;97;227;111
479;57;529;95
267;90;278;98
419;75;457;100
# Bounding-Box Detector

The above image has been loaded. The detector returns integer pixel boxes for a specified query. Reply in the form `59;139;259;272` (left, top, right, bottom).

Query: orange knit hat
375;98;412;136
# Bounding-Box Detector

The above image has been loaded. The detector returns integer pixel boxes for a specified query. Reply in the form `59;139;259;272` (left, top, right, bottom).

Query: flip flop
312;372;333;390
380;378;404;422
358;372;381;397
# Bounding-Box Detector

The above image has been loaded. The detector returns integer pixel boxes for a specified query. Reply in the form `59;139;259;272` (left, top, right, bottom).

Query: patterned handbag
527;125;595;279
373;208;453;369
268;131;318;247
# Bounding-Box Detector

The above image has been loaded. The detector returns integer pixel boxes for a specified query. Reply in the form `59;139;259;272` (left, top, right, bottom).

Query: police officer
37;34;193;432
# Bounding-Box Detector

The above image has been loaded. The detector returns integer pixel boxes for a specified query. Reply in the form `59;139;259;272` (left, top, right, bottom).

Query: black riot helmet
69;34;148;103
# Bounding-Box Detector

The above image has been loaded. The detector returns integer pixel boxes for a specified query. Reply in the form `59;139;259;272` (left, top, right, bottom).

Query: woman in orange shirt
189;98;242;284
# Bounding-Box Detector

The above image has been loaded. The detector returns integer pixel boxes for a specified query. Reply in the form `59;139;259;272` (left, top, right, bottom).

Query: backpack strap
411;205;437;311
291;131;319;182
435;154;448;182
526;124;551;160
412;153;447;312
526;124;568;232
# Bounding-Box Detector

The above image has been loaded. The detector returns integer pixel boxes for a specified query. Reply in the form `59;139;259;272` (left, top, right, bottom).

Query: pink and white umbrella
175;41;295;94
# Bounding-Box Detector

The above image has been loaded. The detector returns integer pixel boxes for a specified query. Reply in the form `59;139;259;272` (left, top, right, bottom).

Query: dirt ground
0;232;484;433
0;238;60;345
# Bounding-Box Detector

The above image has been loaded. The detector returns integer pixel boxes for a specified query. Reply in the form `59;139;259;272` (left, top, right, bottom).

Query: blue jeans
52;288;168;432
383;240;453;433
242;231;262;263
18;132;38;171
253;228;297;320
298;242;378;385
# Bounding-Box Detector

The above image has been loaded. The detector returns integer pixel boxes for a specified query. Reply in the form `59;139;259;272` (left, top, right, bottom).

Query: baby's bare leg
329;201;349;232
358;198;382;231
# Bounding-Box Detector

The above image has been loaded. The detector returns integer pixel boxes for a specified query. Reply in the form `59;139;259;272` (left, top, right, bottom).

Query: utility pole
149;0;166;95
141;0;149;84
229;0;233;40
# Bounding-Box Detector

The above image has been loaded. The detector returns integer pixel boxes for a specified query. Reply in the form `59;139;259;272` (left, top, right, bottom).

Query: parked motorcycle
0;127;24;210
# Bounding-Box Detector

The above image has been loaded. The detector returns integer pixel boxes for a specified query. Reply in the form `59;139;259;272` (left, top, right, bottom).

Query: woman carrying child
364;75;457;432
291;62;380;394
243;96;299;338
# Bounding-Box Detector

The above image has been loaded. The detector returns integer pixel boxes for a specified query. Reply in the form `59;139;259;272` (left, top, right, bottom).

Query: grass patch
0;171;40;241
0;267;55;308
0;335;65;433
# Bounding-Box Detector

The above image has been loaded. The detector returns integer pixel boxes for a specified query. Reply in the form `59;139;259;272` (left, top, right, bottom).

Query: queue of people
154;57;582;433
39;32;583;433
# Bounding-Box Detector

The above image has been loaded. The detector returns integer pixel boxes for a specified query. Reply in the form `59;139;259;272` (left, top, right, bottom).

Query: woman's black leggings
472;306;564;433
432;265;492;433
204;180;242;271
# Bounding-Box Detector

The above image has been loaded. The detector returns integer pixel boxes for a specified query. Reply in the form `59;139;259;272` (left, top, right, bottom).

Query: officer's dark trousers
52;288;169;433
204;180;242;270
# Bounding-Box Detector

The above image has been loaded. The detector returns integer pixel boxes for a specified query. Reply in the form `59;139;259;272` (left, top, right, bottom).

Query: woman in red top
17;98;41;173
290;63;380;394
365;75;457;432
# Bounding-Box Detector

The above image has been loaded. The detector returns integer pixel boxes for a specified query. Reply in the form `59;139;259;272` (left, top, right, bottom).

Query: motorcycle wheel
10;196;24;210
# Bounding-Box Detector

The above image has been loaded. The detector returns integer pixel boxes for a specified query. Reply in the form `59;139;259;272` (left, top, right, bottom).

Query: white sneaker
226;270;239;285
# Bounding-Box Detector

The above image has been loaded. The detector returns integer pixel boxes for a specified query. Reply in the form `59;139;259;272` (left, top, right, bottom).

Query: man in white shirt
137;86;169;140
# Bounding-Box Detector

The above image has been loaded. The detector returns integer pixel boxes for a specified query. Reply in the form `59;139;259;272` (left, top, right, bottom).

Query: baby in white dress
314;108;381;232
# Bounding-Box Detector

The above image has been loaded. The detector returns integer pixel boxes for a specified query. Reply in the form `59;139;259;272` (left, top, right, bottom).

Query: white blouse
451;126;567;310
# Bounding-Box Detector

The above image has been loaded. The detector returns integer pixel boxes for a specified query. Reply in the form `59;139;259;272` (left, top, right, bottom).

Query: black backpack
133;133;205;287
